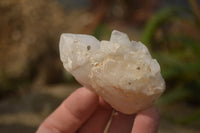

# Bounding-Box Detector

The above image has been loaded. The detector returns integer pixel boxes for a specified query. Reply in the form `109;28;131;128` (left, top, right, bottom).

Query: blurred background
0;0;200;132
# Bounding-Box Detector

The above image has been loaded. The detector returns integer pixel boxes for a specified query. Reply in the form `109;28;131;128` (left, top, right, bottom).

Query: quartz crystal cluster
59;30;165;114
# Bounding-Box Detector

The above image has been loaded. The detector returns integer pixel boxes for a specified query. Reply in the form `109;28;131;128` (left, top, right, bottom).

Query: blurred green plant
142;0;200;125
141;7;178;45
92;23;112;40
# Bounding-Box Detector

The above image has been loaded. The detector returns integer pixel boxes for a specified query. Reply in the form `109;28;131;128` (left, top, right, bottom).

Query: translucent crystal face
59;34;100;70
59;30;165;114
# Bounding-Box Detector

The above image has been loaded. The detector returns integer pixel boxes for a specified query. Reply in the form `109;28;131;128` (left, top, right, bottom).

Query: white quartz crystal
59;30;165;114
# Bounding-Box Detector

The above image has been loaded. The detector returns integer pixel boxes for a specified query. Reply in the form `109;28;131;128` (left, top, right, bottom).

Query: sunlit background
0;0;200;132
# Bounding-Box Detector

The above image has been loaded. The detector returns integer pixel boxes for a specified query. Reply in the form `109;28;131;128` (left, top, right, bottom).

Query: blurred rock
0;0;70;92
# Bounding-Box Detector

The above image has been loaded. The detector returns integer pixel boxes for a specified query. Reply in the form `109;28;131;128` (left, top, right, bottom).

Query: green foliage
157;87;192;105
142;3;200;125
168;35;200;53
141;7;178;45
141;6;196;46
175;109;200;125
92;23;112;40
164;108;200;125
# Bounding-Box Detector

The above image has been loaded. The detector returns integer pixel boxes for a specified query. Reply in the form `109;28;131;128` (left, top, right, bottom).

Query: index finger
36;87;99;133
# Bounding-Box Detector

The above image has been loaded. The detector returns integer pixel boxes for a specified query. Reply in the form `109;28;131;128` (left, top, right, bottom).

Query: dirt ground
0;84;199;133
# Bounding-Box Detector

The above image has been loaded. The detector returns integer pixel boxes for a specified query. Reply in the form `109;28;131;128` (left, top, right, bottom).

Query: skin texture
36;87;160;133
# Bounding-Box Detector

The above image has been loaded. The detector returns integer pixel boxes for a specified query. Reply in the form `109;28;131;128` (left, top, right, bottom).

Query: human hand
36;87;159;133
